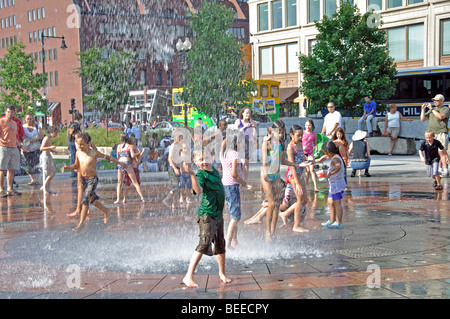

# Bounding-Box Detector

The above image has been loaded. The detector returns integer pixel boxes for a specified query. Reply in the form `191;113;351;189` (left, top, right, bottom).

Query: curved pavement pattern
0;155;449;299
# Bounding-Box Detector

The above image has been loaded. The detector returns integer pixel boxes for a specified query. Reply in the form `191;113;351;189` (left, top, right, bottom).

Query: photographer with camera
420;94;450;177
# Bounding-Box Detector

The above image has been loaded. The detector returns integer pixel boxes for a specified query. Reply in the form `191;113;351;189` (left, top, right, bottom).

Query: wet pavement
0;154;449;300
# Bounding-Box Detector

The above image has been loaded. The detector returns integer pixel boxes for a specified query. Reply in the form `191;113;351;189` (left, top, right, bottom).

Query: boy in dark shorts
182;151;231;288
62;133;128;231
419;130;450;191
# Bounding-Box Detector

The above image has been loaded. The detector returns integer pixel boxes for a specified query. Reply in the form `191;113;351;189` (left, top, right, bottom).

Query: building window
271;0;282;30
28;10;31;22
287;43;299;72
260;47;271;75
49;72;53;87
48;49;52;61
442;19;450;56
156;70;162;86
324;0;337;17
273;44;287;74
42;7;45;19
167;70;173;86
286;0;297;27
388;27;405;61
53;48;57;60
387;0;402;9
37;8;41;20
387;24;424;62
55;71;58;86
408;0;423;4
308;0;320;23
260;43;299;75
258;3;269;32
368;0;382;10
407;24;424;60
139;69;146;86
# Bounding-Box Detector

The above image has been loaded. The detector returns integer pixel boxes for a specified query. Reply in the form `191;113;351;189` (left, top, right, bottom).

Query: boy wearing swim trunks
62;133;128;232
182;151;231;288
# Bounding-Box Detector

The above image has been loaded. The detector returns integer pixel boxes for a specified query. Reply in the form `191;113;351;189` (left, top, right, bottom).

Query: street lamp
41;34;67;127
176;38;191;127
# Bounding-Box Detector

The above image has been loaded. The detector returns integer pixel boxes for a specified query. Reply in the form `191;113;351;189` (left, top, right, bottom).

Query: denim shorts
224;184;241;221
180;172;192;189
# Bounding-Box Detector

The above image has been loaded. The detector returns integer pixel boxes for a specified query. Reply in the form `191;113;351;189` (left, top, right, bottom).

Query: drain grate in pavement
336;246;407;258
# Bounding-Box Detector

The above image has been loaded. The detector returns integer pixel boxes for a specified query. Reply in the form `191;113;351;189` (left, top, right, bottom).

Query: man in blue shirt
358;95;377;137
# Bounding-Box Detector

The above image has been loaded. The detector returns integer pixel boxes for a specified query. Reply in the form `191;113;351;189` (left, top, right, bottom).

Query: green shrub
50;127;123;147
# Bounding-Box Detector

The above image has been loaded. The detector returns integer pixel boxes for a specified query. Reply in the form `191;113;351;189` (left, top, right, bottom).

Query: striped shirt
220;150;241;186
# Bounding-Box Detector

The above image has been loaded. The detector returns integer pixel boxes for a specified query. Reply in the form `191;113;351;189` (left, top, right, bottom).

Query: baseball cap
432;94;445;101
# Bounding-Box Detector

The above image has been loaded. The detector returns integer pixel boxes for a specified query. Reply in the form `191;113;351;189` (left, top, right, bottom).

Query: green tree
0;40;47;115
76;47;134;135
299;1;397;116
182;0;255;124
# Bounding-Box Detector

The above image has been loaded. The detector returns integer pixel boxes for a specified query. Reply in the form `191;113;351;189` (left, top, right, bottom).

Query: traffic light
69;98;76;114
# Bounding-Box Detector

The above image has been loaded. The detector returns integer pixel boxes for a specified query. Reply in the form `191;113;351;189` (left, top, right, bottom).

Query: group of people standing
0;105;58;198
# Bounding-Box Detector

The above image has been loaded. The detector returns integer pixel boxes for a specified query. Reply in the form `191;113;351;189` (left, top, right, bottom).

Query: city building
0;0;250;125
248;0;450;116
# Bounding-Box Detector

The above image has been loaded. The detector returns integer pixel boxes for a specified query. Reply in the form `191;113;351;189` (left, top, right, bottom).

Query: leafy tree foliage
0;40;47;115
299;1;397;116
182;0;255;123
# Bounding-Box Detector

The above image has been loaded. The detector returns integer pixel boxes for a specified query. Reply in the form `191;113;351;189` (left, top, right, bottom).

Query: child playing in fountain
122;134;144;203
40;126;59;195
182;150;231;288
220;129;247;249
320;141;347;229
179;141;193;206
62;133;128;232
419;130;450;191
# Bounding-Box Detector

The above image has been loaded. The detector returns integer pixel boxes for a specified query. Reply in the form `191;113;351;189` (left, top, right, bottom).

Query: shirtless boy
62;133;128;232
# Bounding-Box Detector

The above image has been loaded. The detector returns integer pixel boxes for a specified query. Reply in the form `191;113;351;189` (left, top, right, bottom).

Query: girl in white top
234;107;257;189
382;103;412;155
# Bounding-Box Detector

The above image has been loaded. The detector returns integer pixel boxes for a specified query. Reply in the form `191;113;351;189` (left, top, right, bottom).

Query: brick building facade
0;0;250;125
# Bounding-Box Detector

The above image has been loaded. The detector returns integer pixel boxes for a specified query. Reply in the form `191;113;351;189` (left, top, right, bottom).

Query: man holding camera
421;94;450;177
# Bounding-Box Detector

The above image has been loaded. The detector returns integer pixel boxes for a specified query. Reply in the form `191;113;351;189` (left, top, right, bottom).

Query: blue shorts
180;172;192;189
329;191;343;201
224;184;241;221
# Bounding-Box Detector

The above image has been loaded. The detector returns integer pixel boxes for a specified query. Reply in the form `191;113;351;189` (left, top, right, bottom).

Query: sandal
0;192;8;198
435;185;443;191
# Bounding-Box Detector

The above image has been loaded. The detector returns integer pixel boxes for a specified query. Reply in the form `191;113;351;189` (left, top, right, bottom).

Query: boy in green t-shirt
182;151;231;288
